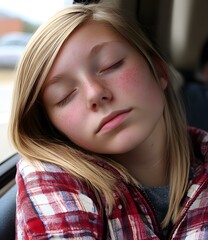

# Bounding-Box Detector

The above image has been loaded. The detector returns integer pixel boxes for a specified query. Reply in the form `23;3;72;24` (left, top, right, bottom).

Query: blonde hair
10;3;190;228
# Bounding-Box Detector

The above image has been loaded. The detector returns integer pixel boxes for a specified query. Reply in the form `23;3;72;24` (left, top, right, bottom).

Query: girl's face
42;21;167;154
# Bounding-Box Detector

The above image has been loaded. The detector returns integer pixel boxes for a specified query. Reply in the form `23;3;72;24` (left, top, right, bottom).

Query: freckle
117;68;138;90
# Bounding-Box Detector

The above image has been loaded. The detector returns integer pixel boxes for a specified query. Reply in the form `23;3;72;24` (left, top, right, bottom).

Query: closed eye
101;59;124;73
57;90;76;107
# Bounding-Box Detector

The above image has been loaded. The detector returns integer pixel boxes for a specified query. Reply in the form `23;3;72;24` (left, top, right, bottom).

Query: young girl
10;3;207;240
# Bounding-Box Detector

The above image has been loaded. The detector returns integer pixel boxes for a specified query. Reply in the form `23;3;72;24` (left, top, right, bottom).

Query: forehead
63;21;127;52
44;21;130;81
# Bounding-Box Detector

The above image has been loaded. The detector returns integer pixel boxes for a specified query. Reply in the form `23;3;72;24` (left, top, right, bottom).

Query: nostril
92;103;97;109
101;96;109;102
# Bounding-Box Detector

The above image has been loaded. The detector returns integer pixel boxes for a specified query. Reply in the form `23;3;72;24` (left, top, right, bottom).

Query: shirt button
118;204;122;209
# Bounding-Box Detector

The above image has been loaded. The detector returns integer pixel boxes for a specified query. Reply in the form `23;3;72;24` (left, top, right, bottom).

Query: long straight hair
10;3;190;228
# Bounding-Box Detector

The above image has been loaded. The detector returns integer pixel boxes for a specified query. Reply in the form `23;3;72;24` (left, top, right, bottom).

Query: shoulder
16;157;100;206
188;127;208;162
16;158;103;239
188;127;208;181
17;157;92;193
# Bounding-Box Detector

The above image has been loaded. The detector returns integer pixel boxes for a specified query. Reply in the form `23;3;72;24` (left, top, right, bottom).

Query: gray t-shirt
142;185;171;238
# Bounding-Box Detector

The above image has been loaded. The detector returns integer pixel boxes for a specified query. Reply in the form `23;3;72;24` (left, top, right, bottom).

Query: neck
112;118;168;187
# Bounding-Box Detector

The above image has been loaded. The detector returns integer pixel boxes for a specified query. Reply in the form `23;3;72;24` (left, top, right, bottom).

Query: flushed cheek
116;65;164;113
115;67;138;91
114;66;152;96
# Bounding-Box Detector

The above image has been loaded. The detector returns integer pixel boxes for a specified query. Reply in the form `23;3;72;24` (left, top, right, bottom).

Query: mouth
96;108;132;133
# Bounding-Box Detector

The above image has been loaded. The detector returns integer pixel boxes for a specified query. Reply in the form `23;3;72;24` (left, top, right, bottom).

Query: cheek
114;64;155;96
115;65;164;106
114;67;139;93
50;106;83;136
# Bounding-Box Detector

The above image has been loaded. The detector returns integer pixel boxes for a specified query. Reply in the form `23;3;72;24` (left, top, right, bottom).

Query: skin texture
42;21;168;186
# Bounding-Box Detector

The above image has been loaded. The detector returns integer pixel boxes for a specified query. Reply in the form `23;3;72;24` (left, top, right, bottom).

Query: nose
85;80;112;111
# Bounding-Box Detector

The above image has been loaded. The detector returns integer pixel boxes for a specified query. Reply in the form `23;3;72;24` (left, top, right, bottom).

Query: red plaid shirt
16;128;208;239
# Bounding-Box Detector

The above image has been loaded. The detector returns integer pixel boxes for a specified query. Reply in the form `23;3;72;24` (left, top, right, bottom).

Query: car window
0;0;73;164
0;33;31;46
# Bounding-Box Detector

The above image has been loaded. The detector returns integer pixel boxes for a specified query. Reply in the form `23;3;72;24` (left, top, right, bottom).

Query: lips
96;109;131;133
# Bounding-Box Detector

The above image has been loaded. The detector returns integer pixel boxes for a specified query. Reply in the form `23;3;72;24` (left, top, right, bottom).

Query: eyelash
101;59;124;73
57;90;76;107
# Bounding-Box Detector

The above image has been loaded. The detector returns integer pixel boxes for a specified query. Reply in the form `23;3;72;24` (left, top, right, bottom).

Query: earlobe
152;55;169;90
160;77;168;90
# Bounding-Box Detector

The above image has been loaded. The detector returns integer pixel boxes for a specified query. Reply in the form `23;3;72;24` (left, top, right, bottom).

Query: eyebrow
42;74;67;93
47;74;65;85
89;42;109;56
89;41;121;57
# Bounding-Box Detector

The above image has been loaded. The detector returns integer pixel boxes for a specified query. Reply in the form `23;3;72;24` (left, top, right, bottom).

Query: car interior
1;0;208;239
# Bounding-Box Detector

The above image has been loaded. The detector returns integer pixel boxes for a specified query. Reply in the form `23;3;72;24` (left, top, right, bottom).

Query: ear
160;77;168;90
152;55;168;90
